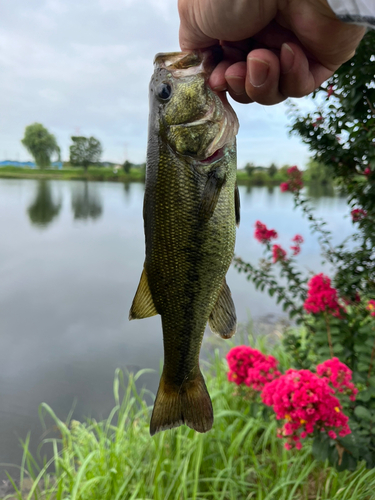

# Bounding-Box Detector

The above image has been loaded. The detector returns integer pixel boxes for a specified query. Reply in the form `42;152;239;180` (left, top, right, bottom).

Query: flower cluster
226;346;281;391
351;208;367;222
366;299;375;317
280;166;303;193
272;244;286;263
303;273;345;317
290;234;304;256
254;221;278;243
316;358;358;401
261;369;351;449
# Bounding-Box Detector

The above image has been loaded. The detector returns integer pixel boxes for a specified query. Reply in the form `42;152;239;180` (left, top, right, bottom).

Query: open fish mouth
154;49;222;77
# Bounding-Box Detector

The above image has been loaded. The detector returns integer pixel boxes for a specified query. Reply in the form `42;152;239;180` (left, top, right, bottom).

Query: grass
0;166;145;183
3;336;375;500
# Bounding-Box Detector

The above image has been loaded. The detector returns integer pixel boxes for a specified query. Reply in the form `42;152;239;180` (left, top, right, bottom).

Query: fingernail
281;43;294;74
249;58;270;87
212;84;227;92
225;75;245;95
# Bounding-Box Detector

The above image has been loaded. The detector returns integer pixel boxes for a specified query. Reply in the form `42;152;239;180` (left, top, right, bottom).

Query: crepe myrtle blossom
272;244;287;263
364;167;372;176
280;166;303;193
366;299;375;317
316;358;358;401
254;221;278;243
226;346;280;391
261;369;351;450
290;234;304;256
303;273;345;317
351;208;367;222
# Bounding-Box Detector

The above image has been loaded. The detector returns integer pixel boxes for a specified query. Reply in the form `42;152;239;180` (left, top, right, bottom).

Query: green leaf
354;405;372;421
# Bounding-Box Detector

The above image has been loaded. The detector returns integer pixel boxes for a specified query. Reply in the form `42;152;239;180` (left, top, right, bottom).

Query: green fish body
130;50;239;435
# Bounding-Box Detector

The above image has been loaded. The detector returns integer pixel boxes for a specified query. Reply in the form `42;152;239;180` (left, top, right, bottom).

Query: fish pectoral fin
150;370;213;436
129;267;158;320
198;170;226;222
235;182;240;227
208;279;237;339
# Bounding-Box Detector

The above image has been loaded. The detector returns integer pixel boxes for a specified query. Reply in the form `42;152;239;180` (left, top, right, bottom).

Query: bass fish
129;50;239;435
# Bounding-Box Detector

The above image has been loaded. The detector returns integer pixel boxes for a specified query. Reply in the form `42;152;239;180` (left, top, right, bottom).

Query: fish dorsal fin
129;267;158;320
208;279;237;339
235;183;240;227
198;171;226;222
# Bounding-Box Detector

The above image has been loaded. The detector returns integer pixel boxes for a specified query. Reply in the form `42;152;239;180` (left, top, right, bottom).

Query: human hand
178;0;366;105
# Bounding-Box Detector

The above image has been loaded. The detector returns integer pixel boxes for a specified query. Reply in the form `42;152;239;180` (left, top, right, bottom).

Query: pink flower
261;369;351;450
364;167;371;176
226;346;281;391
303;274;345;317
272;244;287;263
351;209;367;222
291;234;304;256
317;358;358;401
279;166;303;193
254;221;278;243
366;299;375;317
328;430;337;439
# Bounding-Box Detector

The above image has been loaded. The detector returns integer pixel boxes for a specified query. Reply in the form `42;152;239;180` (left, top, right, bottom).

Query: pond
0;178;353;477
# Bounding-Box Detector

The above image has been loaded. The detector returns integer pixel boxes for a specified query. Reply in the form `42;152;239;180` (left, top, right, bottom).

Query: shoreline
0;166;285;187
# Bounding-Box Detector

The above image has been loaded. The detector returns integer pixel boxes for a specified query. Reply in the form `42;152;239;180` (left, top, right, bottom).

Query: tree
69;136;102;172
244;162;255;176
290;29;375;299
21;123;60;169
268;163;277;177
123;160;132;174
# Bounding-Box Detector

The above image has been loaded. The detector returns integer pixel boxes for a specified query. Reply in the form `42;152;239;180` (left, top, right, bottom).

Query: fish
129;49;239;435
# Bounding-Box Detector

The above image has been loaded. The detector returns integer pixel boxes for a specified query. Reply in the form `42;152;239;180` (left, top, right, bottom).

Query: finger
178;0;217;50
225;62;253;104
245;49;285;106
279;42;334;97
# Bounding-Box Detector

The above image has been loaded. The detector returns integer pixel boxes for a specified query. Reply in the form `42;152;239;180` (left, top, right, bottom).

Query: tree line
20;123;134;173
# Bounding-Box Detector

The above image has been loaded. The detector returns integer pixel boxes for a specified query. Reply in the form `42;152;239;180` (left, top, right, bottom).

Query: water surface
0;178;352;476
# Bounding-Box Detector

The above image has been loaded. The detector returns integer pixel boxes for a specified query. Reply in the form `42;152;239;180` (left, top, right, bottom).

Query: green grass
3;338;375;500
0;166;145;183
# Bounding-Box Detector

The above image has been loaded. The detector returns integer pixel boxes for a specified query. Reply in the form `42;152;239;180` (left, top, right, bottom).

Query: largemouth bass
129;50;239;435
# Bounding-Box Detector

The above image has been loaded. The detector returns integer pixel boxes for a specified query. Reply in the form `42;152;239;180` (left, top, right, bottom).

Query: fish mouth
154;48;222;78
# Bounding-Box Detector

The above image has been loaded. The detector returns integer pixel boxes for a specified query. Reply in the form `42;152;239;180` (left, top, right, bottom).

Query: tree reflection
27;180;61;228
71;181;102;220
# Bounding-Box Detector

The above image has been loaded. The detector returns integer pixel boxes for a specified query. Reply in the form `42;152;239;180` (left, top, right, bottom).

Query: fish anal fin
150;371;213;435
198;171;226;222
208;279;237;339
129;267;158;320
235;183;240;227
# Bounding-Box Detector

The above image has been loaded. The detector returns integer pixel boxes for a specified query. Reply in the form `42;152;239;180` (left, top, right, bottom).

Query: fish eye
156;83;172;101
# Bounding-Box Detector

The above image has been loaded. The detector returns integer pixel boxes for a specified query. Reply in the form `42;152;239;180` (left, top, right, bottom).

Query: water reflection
27;180;61;228
306;182;335;198
71;181;102;220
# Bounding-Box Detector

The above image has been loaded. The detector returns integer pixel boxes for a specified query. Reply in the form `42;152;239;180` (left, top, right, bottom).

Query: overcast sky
0;0;315;168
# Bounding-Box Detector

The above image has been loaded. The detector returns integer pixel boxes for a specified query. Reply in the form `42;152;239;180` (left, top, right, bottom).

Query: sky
0;0;315;169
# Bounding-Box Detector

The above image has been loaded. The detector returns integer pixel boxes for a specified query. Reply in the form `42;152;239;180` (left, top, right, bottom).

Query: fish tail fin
150;370;213;436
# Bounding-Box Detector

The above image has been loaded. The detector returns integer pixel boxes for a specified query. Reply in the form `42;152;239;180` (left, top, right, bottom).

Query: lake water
0;178;353;477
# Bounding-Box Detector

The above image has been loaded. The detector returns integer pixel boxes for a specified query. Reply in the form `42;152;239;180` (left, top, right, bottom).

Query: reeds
3;347;375;500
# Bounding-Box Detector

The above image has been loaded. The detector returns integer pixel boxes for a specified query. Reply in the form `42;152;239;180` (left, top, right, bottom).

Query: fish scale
129;50;239;434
